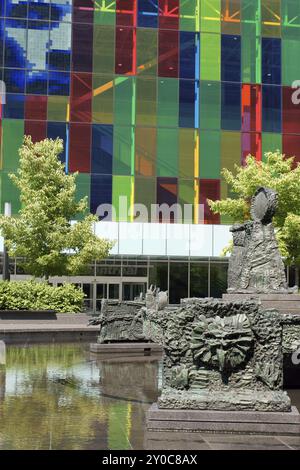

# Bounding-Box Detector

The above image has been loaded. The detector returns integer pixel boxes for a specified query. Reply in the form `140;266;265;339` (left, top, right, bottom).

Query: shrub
0;281;85;313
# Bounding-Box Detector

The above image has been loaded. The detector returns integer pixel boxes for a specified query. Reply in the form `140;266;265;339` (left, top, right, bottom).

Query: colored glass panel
135;127;156;176
113;125;133;175
24;120;47;143
179;79;196;128
242;132;262;164
199;179;220;224
262;132;282;159
92;74;114;124
112;175;133;221
115;27;136;75
158;29;179;78
199;130;221;178
94;0;116;25
200;32;220;81
179;128;195;178
221;34;241;82
221;0;241;35
180;31;199;79
136;77;156;126
200;0;221;33
47;96;69;122
157;177;178;222
72;23;93;72
138;0;158;28
157;128;179;176
91;124;113;175
241;0;261;84
221;82;241;130
135;176;156;221
47;121;67;164
282;86;300;134
262;37;281;85
114;77;135;126
282;39;300;86
70;72;92;123
137;28;158;77
200;81;220;130
262;84;282;133
179;0;199;32
69;123;91;173
157;78;179;128
93;25;115;74
241;84;262;132
261;0;281;38
159;0;179;30
283;134;300;165
90;174;112;217
1;118;23;170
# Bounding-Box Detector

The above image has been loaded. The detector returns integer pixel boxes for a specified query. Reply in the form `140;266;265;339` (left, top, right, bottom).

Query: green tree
0;136;113;278
208;151;300;285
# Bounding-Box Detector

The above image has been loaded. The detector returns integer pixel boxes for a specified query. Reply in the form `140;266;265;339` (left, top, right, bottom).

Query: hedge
0;281;85;313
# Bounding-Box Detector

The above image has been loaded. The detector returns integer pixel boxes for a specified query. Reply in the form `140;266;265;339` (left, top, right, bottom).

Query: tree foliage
208;151;300;266
0;136;113;278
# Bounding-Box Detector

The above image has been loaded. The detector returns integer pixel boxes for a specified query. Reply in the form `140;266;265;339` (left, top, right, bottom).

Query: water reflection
0;343;160;450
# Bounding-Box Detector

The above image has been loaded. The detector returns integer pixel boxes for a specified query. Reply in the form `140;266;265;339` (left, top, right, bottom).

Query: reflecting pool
0;342;300;450
0;342;161;450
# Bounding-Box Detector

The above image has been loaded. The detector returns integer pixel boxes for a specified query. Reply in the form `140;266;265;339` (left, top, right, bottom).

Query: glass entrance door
122;283;147;301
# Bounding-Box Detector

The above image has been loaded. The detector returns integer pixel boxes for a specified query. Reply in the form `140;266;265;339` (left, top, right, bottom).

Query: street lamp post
3;202;11;282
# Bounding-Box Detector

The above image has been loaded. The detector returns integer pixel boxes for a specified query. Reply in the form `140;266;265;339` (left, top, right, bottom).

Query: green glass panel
113;126;133;176
262;132;282;161
114;77;135;126
135;176;156;221
200;0;221;33
93;25;115;74
282;0;300;39
180;0;200;31
200;81;220;130
47;96;69;122
221;0;241;35
179;179;194;224
94;0;116;25
241;0;261;83
74;173;90;219
92;75;114;124
157;128;179;177
282;39;300;86
200;33;220;81
261;0;281;38
200;130;221;178
157;78;179;128
136;77;157;127
179;128;195;178
2;119;24;171
137;28;157;77
0;172;21;214
221;131;241;204
112;175;132;222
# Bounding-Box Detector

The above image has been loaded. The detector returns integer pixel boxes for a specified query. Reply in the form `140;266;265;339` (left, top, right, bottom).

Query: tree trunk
295;266;299;290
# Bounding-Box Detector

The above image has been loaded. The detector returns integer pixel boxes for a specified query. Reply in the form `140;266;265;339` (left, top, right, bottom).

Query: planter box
0;310;57;321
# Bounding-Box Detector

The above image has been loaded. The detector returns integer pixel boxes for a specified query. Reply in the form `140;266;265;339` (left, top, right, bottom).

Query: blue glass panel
180;31;199;80
28;1;51;20
92;124;113;175
48;71;70;95
0;19;4;66
262;37;281;85
262;85;282;133
47;121;67;164
26;70;48;94
179;79;196;128
5;0;28;19
3;93;24;118
4;19;27;68
138;0;158;28
221;34;241;83
0;1;5;17
221;82;241;130
4;68;25;92
48;20;71;70
91;174;113;217
51;1;72;22
27;21;49;71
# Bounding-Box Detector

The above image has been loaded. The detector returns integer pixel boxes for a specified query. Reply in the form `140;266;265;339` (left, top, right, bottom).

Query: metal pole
2;203;11;282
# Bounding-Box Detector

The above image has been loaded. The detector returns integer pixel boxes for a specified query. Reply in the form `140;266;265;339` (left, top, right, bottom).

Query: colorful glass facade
1;1;300;223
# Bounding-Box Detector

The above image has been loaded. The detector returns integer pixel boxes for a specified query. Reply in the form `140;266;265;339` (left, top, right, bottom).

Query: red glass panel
158;30;179;78
199;179;220;224
69;123;91;173
242;132;262;165
73;0;94;24
241;84;261;132
25;95;47;121
115;27;136;75
24;120;47;143
157;177;178;223
70;72;92;123
282;87;300;134
116;0;137;26
159;0;179;29
72;23;93;72
283;134;300;167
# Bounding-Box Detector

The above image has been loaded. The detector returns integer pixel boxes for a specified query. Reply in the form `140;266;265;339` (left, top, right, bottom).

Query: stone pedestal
90;342;163;355
146;403;300;435
222;293;300;314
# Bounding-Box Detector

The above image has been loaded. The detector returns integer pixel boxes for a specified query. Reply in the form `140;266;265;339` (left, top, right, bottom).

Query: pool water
0;342;299;450
0;342;161;450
